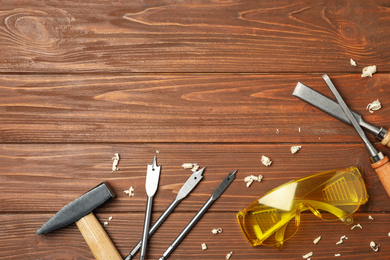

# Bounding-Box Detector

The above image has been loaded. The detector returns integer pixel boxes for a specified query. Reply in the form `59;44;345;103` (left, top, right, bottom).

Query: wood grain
1;212;389;260
0;1;389;73
1;143;389;213
1;1;389;259
0;74;389;143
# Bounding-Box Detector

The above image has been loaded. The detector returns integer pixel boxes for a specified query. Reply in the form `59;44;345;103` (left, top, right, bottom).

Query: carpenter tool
36;182;122;260
139;155;161;260
323;74;390;198
124;167;205;260
159;170;237;260
293;81;390;147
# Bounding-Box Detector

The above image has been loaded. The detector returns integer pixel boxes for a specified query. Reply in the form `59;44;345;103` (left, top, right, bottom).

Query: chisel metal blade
293;81;387;140
323;74;380;159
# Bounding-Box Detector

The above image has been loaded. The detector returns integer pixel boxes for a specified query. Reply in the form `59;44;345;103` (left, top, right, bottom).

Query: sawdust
112;153;120;172
366;100;381;113
261;155;272;167
361;65;377;77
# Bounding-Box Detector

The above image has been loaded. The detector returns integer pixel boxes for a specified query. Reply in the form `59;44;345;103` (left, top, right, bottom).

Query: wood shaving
104;216;113;226
298;127;301;132
156;150;160;154
350;59;357;66
226;251;233;259
245;179;254;187
335;253;341;257
366;100;381;113
261;155;272;167
291;146;302;154
313;236;321;244
302;252;313;259
370;241;380;252
212;228;223;234
244;175;263;187
276;129;280;134
201;243;207;250
112;153;120;172
388;232;390;237
191;164;200;172
368;215;374;220
124;186;135;197
182;163;194;169
361;65;377;77
336;235;348;245
351;223;362;230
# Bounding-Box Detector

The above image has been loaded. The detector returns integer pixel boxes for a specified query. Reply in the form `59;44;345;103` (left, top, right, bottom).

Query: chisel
323;74;390;198
124;167;205;260
140;155;161;260
159;170;237;260
293;81;390;147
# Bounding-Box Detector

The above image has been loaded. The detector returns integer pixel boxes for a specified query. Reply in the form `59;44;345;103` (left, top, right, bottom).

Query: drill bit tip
152;155;158;169
229;170;238;177
195;167;206;175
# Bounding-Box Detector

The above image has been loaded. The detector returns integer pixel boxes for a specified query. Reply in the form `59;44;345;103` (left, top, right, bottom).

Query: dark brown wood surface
0;1;389;259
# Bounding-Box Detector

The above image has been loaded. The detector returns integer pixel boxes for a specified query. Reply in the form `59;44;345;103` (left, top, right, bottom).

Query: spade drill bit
159;170;237;260
140;155;161;260
124;167;205;260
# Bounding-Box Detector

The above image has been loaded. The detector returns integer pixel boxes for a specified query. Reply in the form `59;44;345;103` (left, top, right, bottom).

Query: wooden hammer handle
381;129;390;148
372;156;390;198
76;212;122;260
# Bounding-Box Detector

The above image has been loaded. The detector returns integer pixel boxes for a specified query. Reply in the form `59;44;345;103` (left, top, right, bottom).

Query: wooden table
1;1;389;259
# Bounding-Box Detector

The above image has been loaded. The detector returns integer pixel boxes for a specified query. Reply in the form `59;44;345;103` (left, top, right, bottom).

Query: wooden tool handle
381;129;390;148
372;156;390;198
76;212;122;260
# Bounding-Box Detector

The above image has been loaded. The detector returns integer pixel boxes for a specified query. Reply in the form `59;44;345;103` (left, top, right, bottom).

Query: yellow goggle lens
237;167;368;248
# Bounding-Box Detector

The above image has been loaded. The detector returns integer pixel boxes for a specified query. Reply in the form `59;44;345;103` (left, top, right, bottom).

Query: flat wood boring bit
140;155;161;260
159;170;237;260
124;167;205;260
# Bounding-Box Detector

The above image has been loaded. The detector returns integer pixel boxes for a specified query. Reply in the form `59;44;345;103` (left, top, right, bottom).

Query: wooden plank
0;1;389;73
1;212;389;259
1;143;389;213
0;74;389;143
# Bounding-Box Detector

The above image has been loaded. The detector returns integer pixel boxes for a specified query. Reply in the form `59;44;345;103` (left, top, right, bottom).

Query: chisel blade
293;81;386;139
323;74;379;159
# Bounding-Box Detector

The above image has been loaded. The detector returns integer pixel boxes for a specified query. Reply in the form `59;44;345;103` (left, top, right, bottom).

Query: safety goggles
236;167;368;249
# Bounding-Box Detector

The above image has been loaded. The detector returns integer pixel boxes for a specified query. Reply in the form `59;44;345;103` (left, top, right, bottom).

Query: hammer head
37;182;115;235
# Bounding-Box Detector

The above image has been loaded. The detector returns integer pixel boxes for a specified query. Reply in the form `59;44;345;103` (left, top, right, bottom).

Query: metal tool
140;155;161;260
159;170;237;260
124;167;205;260
293;81;389;146
36;182;122;260
323;74;390;198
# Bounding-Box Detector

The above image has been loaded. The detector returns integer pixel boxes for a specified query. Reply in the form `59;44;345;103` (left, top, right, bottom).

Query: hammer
36;182;122;260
